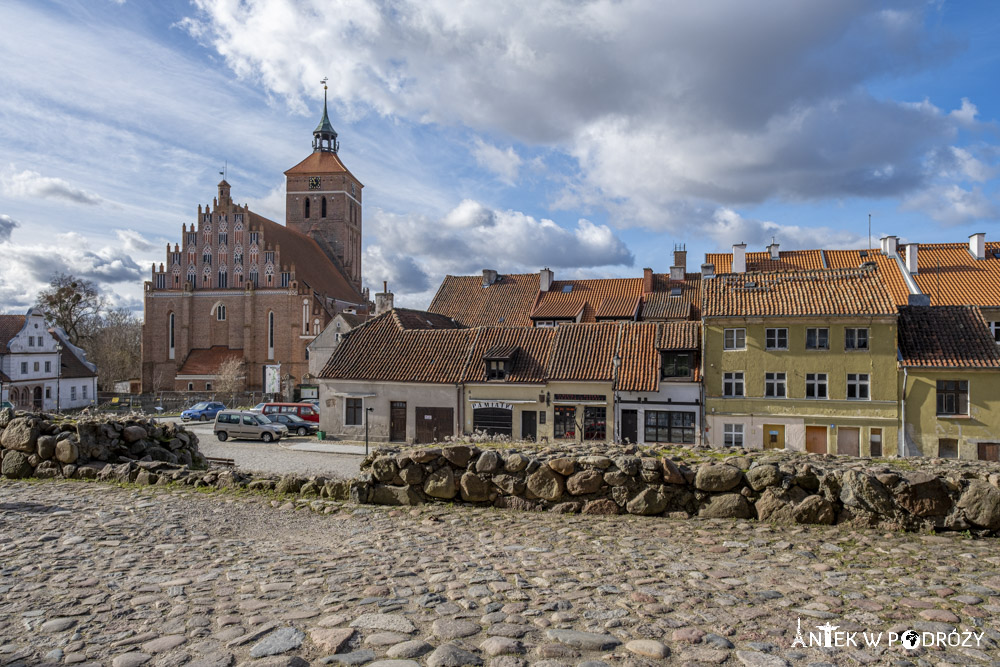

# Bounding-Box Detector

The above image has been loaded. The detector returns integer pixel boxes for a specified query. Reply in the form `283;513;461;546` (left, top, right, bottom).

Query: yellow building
898;306;1000;461
702;266;899;454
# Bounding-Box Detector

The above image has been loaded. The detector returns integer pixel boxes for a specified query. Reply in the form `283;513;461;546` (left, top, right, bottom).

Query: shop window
473;407;513;437
583;407;606;441
644;410;695;444
554;406;575;439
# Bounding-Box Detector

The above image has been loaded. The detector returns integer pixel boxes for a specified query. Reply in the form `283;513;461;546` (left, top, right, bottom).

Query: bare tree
34;273;105;346
86;308;142;391
215;357;247;406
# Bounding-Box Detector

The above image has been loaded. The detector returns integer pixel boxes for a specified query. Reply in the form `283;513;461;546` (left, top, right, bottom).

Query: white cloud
2;167;103;206
704;207;867;250
0;214;18;241
471;138;522;185
115;229;158;254
950;97;979;126
902;185;998;226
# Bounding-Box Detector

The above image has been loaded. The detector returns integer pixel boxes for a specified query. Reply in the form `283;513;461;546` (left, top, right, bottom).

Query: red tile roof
391;309;462;330
178;347;245;376
284;150;360;182
546;323;622;383
463;327;555;384
644;274;702;320
706;249;826;274
898;306;1000;368
0;315;26;352
907;242;1000;307
429;273;539;327
702;266;896;318
656;321;701;350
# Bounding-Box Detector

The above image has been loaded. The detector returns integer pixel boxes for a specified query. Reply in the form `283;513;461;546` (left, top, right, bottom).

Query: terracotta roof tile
178;347;245;375
464;328;555;384
655;321;701;350
428;274;539;327
616;322;659;392
702;266;896;318
706;249;825;274
546;279;643;322
595;293;641;319
283;150;360;181
530;295;586;320
0;315;26;351
898;306;1000;368
907;242;1000;307
391;309;462;330
546;323;622;382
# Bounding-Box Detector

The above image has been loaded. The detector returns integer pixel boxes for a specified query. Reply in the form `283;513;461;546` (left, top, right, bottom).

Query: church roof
284;151;361;184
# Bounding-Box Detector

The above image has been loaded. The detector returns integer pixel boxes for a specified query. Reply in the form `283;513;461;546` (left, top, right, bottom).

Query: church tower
284;80;363;290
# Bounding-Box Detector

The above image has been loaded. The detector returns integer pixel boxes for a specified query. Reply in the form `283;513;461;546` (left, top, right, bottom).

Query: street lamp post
611;352;622;443
55;343;63;413
365;406;374;457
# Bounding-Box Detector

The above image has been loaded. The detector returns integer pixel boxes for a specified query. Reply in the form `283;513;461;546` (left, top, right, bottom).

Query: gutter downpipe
900;364;907;457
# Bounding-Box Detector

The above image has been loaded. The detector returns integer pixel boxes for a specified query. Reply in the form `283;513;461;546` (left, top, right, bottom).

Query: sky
1;0;999;312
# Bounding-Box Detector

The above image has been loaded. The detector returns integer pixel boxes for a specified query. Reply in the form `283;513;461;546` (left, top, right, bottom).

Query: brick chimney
642;268;653;293
970;232;986;260
375;281;394;315
540;267;554;292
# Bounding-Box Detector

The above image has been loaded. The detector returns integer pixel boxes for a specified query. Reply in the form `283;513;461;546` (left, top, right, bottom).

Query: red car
259;402;320;423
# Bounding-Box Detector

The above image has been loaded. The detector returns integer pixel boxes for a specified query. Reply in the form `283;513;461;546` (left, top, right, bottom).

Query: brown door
837;427;860;456
763;424;785;450
415;407;454;443
869;428;883;457
521;411;537;441
621;409;638;444
805;426;827;454
978;442;1000;462
389;401;407;441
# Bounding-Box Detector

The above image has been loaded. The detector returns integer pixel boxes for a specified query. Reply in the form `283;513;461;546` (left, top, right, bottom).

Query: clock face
308;177;321;190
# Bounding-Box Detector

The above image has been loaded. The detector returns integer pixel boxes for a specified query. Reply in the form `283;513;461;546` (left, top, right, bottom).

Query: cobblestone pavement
2;481;1000;667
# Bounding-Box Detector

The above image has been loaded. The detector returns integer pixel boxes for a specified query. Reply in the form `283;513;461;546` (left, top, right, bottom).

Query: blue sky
1;0;999;311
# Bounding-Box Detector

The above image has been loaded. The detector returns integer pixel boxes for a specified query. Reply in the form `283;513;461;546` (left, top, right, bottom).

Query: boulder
895;472;953;517
745;464;782;491
36;435;56;461
1;417;39;453
582;498;620;515
694;464;743;492
55;440;79;464
0;406;13;428
840;470;896;515
755;486;807;524
424;466;457;499
492;474;525;496
371;484;422;506
122;425;148;443
566;470;603;495
407;448;440;464
504;452;529;472
699;493;753;519
626;487;668;515
145;447;178;464
1;450;33;479
661;458;686;485
475;450;501;473
371;456;399;482
548;457;575;476
459;472;490;502
33;460;61;479
441;445;475;468
957;480;1000;531
399;464;425;485
792;495;836;525
526;466;565;501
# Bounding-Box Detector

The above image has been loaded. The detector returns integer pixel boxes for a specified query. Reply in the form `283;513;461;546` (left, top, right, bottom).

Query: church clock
308;176;321;190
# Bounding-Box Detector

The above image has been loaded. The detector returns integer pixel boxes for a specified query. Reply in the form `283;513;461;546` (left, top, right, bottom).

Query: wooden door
805;426;827;454
763;424;785;450
621;410;638;444
521;411;537;441
837;427;860;456
414;407;453;443
978;442;1000;462
389;401;407;441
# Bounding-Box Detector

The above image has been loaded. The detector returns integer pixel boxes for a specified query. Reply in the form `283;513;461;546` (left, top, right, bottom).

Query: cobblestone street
1;480;999;667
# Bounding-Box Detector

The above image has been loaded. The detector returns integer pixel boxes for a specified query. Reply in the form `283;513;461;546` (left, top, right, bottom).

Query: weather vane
321;76;328;90
218;159;227;180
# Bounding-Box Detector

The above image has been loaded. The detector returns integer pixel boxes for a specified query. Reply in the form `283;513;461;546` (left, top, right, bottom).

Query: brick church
141;89;370;393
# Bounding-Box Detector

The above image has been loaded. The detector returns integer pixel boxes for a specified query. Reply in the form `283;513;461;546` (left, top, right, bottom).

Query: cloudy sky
1;1;999;311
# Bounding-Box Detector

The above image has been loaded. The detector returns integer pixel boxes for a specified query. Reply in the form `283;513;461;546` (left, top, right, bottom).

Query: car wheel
262;432;273;443
217;432;228;442
297;427;307;436
200;414;209;422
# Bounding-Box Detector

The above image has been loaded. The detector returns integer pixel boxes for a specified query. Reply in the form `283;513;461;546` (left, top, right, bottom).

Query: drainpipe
899;366;907;457
457;383;463;438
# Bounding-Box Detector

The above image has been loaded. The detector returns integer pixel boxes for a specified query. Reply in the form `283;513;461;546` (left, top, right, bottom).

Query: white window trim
723;371;745;397
846;373;871;400
765;328;788;350
723;423;744;447
805;372;829;400
764;371;787;398
805;327;830;350
724;328;746;351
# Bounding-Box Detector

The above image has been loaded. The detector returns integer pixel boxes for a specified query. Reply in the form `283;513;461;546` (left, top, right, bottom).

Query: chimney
539;267;554;292
768;242;780;260
905;243;919;274
701;263;715;279
642;268;653;293
732;243;747;273
673;245;687;273
970;232;986;260
880;235;898;257
482;269;498;287
375;281;394;315
670;265;685;281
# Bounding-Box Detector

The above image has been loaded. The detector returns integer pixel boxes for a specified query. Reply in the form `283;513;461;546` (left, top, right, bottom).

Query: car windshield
190;402;209;410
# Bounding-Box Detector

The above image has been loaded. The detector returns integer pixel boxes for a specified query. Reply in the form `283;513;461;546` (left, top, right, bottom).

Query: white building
0;308;98;411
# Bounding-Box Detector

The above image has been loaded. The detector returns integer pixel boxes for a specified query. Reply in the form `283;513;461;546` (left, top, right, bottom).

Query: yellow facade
902;369;1000;460
704;317;898;454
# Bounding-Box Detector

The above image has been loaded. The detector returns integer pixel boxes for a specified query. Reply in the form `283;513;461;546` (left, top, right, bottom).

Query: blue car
180;401;226;422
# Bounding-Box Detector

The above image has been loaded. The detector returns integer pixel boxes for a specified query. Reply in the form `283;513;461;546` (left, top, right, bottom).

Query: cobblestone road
2;480;999;667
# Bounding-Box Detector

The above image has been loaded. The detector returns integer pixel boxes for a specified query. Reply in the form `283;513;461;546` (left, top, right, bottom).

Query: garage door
837;427;860;457
805;426;827;454
978;442;1000;462
415;407;454;443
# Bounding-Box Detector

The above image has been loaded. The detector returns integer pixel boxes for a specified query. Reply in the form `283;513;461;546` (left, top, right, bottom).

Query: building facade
142;90;370;392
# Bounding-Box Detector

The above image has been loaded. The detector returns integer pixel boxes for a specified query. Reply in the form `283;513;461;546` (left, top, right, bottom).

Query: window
28;336;34;347
218;232;227;246
45;361;51;373
991;321;1000;343
870;428;882;457
660;352;693;379
345;398;363;425
249;231;259;245
188;383;194;391
938;438;958;458
765;372;786;398
202;250;212;266
846;373;870;400
168;312;175;360
45;387;51;399
806;328;829;350
217;270;228;288
936;380;969;416
644;410;696;444
765;328;788;350
845;328;869;350
554;406;575;439
280;271;290;288
33;362;39;372
205;383;212;391
723;371;744;397
155;274;166;289
82;385;87;399
20;362;27;375
724;328;746;350
805;373;827;399
486;360;508;380
70;386;77;400
474;407;513;437
267;312;275;359
321;197;327;218
723;423;744;447
583;407;606;441
304;198;311;218
217;305;227;321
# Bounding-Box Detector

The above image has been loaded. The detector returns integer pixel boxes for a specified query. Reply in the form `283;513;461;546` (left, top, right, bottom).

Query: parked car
249;402;267;413
214;410;287;442
259;402;320;423
0;400;13;410
181;401;226;422
264;413;319;436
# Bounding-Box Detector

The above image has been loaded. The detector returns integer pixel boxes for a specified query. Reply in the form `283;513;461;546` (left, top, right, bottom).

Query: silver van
214;410;287;442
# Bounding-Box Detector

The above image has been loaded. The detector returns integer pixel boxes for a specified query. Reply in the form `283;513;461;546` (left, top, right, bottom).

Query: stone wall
354;442;1000;535
0;408;204;480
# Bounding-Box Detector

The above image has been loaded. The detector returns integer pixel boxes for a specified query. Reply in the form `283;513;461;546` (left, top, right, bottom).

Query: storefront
547;384;614;444
464;386;547;441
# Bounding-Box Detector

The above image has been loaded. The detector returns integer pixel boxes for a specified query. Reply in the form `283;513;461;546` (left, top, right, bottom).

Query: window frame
723;328;746;350
765;328;788;350
846;373;870;400
345;398;363;426
805;327;829;350
990;321;1000;343
764;371;787;398
553;406;576;439
644;410;696;444
723;423;744;447
845;327;870;350
722;371;744;397
660;351;693;379
805;372;828;399
936;380;969;416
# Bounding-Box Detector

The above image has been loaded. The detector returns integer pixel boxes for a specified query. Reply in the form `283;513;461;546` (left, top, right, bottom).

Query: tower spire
313;77;339;153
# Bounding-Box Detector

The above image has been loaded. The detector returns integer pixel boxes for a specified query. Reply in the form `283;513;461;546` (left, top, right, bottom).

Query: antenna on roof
868;213;871;251
219;160;227;180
